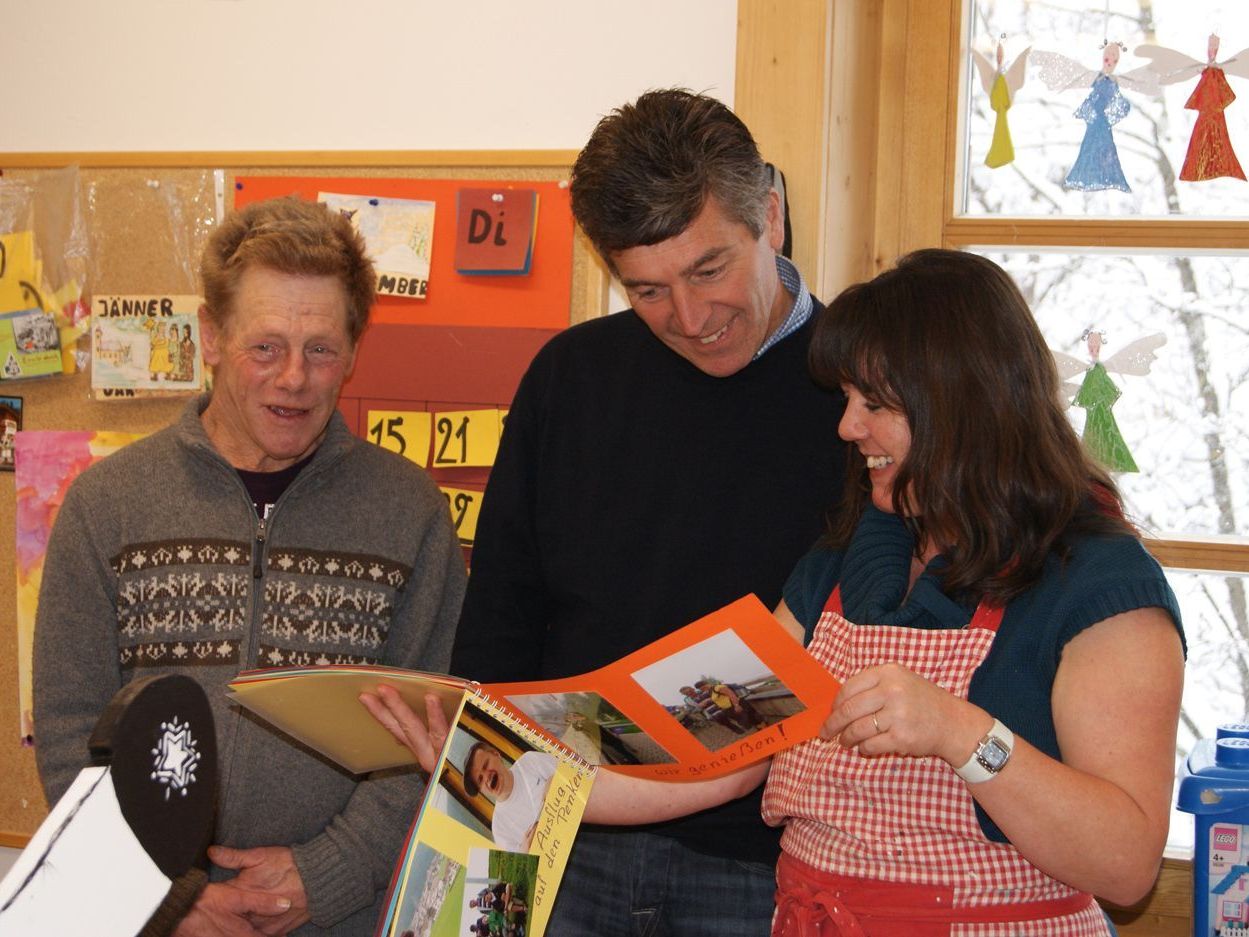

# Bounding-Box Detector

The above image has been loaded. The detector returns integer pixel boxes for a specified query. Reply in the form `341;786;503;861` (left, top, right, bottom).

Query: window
874;0;1249;856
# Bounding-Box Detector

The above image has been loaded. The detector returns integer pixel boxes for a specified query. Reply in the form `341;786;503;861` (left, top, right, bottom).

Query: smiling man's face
200;265;356;472
611;193;787;378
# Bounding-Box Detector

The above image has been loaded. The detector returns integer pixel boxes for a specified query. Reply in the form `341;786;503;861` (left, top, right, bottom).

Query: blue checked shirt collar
755;255;812;359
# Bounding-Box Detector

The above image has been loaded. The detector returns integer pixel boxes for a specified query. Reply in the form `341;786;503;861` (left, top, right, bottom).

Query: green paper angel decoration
971;36;1031;168
1053;328;1166;473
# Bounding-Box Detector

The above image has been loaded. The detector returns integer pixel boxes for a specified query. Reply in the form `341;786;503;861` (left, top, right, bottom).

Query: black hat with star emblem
88;674;217;879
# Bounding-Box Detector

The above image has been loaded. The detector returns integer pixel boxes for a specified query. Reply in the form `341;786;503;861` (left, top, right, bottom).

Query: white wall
1;0;737;152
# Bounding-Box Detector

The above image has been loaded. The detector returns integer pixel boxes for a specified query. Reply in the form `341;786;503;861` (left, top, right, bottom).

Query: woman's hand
358;686;451;775
821;663;989;767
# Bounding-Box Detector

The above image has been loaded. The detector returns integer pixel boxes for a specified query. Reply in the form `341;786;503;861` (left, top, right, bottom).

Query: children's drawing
90;296;204;399
318;192;435;300
1052;328;1166;473
1137;34;1249;182
1033;43;1160;192
971;36;1031;168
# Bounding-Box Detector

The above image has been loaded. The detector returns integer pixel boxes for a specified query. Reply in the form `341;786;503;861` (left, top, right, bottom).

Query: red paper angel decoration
1137;34;1249;182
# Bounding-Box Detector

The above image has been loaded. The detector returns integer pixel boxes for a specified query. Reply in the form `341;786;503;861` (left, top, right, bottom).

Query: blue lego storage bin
1179;725;1249;937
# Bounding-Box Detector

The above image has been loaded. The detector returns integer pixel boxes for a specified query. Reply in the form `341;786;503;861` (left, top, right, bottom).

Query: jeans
545;828;776;937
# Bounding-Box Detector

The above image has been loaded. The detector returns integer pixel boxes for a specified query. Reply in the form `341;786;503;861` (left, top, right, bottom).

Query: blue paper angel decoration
1033;43;1161;192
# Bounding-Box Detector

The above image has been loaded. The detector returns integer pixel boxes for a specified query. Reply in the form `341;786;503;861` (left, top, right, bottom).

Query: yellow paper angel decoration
971;36;1031;168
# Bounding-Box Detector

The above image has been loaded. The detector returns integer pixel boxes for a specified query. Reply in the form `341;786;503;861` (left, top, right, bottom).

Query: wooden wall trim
946;217;1249;250
821;0;885;295
735;0;885;298
903;0;956;256
872;0;910;270
1148;537;1249;574
735;0;833;292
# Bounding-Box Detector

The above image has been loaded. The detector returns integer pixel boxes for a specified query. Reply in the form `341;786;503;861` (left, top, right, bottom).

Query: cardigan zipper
253;516;267;579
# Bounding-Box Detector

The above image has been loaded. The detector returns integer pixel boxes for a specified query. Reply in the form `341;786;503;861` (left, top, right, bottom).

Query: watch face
977;736;1011;772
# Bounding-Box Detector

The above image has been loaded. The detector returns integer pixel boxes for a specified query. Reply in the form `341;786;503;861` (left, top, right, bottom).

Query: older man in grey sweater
34;197;465;936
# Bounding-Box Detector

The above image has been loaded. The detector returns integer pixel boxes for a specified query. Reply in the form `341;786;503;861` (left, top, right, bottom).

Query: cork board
0;156;607;844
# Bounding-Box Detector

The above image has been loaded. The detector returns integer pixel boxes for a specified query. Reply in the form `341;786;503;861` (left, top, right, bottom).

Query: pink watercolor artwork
14;430;142;744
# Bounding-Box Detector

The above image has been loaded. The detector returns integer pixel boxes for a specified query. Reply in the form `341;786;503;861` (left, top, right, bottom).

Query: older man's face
610;192;786;378
200;265;356;472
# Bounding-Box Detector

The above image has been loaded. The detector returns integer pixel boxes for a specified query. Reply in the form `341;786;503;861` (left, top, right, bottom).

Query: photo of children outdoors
462;848;533;937
631;630;806;752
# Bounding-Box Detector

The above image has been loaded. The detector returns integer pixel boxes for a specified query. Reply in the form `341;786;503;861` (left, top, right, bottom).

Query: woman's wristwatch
954;718;1014;783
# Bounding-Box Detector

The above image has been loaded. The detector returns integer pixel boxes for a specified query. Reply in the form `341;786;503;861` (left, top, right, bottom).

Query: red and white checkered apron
762;586;1107;936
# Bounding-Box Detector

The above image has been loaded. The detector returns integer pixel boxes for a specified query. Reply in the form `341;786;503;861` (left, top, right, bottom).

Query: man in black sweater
450;89;846;936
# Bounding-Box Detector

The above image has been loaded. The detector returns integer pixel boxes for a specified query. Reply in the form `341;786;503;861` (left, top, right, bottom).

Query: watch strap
954;718;1014;783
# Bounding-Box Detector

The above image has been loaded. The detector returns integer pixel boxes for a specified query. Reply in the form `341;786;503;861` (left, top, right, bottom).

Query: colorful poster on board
90;295;205;399
318;193;436;300
0;230;89;377
14;430;143;743
0;308;62;381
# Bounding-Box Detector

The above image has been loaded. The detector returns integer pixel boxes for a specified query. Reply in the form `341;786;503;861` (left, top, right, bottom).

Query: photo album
227;594;840;937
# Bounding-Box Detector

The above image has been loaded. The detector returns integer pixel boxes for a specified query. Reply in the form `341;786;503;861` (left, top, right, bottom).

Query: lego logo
1214;829;1238;847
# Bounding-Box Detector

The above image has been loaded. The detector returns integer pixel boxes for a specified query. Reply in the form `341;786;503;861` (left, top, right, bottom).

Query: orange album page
484;594;840;780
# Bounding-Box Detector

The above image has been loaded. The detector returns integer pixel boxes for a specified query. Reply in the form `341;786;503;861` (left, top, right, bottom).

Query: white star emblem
150;716;201;800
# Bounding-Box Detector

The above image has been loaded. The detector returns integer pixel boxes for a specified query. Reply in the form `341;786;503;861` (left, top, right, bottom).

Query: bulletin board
230;174;579;541
0;154;609;846
232;175;573;330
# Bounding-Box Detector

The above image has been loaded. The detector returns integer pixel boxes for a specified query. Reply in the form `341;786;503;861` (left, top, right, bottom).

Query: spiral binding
470;685;596;775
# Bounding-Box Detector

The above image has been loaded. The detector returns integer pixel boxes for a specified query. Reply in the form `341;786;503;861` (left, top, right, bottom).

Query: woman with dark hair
760;249;1184;935
364;250;1184;936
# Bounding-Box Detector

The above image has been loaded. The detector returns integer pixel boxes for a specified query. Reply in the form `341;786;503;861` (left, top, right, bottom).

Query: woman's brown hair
810;249;1133;603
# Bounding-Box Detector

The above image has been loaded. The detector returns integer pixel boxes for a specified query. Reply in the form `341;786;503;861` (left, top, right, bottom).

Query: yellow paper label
525;761;593;935
431;408;502;467
365;409;433;466
439;485;483;545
